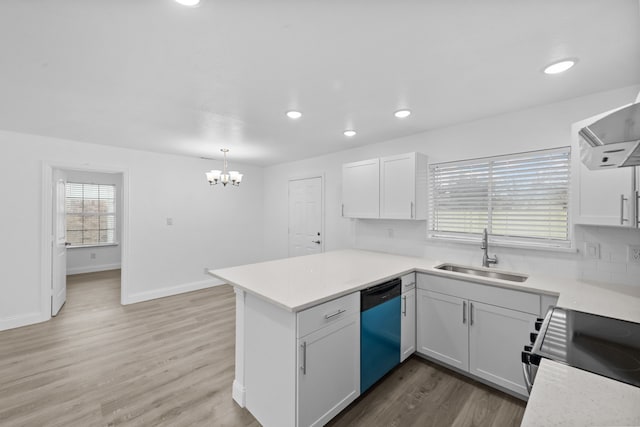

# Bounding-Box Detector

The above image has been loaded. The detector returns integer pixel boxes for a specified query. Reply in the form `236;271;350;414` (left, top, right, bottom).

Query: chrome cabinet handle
312;240;321;244
325;309;346;319
301;342;307;375
342;204;344;217
470;302;474;325
402;295;407;316
462;301;466;324
621;194;629;224
522;359;533;394
410;201;414;219
636;190;640;227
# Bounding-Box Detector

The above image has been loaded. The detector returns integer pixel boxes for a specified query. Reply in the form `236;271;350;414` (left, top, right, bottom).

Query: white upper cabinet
342;158;380;218
572;110;640;228
380;153;428;220
342;152;427;219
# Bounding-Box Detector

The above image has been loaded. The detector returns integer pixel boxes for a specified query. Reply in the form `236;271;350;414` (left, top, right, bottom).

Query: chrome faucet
481;228;498;268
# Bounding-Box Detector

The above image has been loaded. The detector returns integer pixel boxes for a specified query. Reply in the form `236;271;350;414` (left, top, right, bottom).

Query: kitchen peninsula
209;249;640;427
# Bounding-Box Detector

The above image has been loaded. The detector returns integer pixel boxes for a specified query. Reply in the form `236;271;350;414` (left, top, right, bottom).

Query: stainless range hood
579;102;640;170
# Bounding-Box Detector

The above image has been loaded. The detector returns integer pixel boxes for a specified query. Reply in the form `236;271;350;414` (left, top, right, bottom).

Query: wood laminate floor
0;270;525;427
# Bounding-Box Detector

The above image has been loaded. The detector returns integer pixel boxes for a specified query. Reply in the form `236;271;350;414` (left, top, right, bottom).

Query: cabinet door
468;301;536;396
416;289;469;371
572;112;637;227
342;158;380;218
380;153;416;219
297;314;360;427
400;289;416;362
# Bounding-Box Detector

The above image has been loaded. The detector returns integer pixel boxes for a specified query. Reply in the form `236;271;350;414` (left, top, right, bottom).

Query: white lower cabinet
416;274;540;397
297;295;360;427
468;301;537;395
400;288;416;362
416;290;469;371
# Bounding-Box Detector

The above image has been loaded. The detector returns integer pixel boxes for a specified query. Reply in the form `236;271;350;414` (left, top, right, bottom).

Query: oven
522;306;640;394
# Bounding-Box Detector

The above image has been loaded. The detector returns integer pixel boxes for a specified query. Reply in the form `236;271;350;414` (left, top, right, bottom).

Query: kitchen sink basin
435;263;528;282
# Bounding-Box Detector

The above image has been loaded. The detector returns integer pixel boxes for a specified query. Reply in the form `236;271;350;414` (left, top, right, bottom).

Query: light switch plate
584;242;600;259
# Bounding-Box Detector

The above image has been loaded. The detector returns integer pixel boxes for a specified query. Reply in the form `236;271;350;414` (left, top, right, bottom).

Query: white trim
123;278;225;305
287;173;326;257
426;234;578;253
67;263;122;275
0;312;46;332
68;243;119;249
41;161;130;325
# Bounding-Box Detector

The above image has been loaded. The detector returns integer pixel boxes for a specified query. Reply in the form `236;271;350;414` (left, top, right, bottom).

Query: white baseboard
67;263;121;275
232;380;247;407
123;278;225;305
0;312;47;332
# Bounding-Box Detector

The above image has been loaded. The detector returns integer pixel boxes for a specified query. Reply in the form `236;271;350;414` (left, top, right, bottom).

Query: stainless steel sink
435;263;528;282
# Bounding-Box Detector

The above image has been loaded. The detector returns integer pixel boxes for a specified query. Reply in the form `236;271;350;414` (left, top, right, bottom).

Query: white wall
64;170;123;275
263;85;640;283
0;130;264;330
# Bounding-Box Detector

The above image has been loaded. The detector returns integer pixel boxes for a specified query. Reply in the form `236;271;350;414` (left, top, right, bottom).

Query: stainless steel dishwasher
360;277;402;393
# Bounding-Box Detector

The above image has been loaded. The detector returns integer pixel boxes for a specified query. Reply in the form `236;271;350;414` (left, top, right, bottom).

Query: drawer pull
325;309;346;319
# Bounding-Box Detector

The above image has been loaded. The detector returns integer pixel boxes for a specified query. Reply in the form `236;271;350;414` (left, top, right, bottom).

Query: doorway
288;176;324;257
42;163;128;321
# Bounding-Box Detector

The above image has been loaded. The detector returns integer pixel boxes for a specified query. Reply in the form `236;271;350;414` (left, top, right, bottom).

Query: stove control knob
535;320;543;331
530;332;538;343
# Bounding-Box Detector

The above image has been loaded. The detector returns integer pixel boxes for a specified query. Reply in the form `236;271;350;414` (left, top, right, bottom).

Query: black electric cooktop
532;307;640;388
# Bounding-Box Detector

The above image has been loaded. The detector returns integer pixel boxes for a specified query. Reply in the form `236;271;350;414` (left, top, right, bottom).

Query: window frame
65;182;117;248
427;147;573;251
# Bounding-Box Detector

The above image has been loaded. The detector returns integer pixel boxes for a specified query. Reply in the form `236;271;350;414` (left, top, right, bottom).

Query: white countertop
209;248;640;426
521;359;640;427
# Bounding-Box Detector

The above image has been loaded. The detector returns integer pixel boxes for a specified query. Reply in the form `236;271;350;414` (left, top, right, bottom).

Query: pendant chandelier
205;148;243;187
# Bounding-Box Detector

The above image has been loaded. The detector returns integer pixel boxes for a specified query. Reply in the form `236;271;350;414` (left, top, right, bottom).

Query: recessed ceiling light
394;109;411;119
543;59;576;75
286;110;302;119
343;130;356;137
175;0;200;6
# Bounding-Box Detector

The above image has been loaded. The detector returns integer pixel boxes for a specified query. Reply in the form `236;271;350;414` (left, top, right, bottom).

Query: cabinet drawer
417;273;540;315
297;292;360;338
401;273;416;291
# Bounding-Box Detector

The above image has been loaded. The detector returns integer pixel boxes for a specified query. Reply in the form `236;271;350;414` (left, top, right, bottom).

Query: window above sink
428;147;572;251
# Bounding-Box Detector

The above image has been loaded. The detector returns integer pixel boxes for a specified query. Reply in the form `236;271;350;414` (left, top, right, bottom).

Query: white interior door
52;169;67;316
288;177;323;257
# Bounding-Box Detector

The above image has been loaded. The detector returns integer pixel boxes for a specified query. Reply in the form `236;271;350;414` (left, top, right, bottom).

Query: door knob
312;240;321;244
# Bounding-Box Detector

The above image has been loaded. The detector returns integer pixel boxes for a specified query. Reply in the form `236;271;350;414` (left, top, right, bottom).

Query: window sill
426;235;577;254
67;243;119;249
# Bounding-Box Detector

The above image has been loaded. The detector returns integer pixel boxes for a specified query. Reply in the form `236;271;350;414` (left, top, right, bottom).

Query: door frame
40;161;130;321
287;173;325;257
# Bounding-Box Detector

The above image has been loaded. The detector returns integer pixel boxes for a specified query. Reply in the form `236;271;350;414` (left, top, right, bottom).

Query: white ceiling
1;1;639;166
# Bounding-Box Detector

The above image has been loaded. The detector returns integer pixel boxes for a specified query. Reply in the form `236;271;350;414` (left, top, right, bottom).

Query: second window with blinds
428;147;571;249
66;182;117;246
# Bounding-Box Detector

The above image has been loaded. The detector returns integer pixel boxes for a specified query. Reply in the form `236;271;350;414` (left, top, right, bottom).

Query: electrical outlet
166;218;173;226
628;245;640;264
387;228;394;238
203;268;209;274
583;242;600;260
90;252;96;260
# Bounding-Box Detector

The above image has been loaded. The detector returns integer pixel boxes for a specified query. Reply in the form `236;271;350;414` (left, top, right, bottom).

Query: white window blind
65;183;116;246
428;147;571;248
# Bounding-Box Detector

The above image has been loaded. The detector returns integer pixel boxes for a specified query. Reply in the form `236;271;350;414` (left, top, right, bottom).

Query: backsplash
576;225;640;287
352;220;640;287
